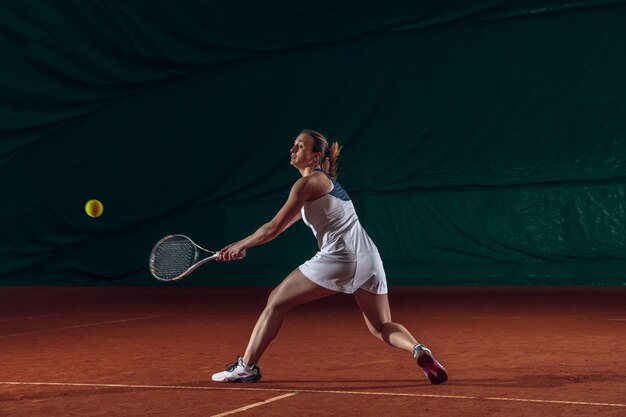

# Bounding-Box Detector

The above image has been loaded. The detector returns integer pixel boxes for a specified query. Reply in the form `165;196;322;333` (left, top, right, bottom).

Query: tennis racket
149;234;222;282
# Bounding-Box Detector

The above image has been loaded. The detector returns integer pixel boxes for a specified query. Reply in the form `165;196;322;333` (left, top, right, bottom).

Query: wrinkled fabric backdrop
1;1;626;285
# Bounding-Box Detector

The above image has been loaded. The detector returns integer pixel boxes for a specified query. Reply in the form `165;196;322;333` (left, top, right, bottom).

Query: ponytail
301;129;342;179
325;142;341;179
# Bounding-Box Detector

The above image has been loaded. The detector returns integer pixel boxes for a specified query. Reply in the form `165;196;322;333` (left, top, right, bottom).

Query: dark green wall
2;1;626;285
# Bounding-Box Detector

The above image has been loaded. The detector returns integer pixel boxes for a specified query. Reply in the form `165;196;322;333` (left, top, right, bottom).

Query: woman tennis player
211;129;448;385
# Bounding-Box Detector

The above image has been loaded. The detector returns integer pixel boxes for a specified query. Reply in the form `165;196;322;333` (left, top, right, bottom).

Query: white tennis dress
298;170;388;294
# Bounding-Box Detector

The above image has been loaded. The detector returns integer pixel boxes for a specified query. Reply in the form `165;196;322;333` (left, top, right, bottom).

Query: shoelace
224;357;241;372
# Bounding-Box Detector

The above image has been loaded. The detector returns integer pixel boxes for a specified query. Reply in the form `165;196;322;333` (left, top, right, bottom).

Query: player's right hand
217;243;247;261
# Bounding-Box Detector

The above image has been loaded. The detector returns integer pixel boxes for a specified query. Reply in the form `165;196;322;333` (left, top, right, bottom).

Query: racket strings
151;237;198;280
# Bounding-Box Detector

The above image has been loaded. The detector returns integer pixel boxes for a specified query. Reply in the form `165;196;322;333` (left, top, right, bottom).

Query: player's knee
266;288;292;312
367;321;387;339
369;327;381;338
379;322;396;341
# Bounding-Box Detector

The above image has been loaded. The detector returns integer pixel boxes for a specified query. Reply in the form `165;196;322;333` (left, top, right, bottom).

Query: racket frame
149;234;220;282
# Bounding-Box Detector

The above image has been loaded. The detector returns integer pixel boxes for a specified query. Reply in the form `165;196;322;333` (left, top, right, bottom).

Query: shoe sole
220;374;262;383
417;353;448;385
240;376;261;383
213;376;261;383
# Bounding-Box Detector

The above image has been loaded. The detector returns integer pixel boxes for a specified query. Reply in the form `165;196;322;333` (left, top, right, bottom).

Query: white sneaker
211;356;262;383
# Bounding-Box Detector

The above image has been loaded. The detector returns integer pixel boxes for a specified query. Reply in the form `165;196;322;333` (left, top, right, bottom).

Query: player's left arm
219;178;314;260
281;212;302;232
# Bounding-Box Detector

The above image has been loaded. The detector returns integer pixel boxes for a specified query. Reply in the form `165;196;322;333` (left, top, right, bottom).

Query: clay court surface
1;286;625;416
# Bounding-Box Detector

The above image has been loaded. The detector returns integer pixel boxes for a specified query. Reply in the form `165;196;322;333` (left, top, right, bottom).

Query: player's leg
212;268;333;382
353;289;448;384
243;268;334;365
353;289;416;351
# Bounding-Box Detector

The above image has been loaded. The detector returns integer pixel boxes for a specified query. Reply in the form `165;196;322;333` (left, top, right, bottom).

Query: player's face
290;133;320;169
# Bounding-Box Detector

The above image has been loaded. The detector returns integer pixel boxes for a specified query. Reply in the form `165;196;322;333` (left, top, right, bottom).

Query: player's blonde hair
301;129;342;179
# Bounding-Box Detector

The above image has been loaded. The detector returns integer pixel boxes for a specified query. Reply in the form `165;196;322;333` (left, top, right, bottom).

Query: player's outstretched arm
218;177;317;261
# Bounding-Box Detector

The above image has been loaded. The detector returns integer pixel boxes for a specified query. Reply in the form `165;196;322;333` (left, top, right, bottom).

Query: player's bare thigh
267;268;335;310
353;289;391;332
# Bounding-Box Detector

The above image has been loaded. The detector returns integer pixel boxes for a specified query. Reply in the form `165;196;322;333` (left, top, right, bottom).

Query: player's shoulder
292;171;331;196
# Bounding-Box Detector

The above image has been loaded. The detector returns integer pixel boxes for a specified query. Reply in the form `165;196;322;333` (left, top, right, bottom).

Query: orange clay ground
1;286;625;416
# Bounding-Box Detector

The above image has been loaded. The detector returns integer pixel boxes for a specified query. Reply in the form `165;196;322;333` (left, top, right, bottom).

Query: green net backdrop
1;1;626;285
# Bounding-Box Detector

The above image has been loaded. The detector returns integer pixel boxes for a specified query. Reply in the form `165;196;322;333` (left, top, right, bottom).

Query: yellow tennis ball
84;199;104;218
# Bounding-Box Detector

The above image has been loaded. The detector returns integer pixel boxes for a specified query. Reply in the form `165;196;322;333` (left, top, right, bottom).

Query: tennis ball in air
84;199;104;218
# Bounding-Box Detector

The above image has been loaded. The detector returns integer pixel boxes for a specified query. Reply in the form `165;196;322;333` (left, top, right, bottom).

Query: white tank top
301;170;379;255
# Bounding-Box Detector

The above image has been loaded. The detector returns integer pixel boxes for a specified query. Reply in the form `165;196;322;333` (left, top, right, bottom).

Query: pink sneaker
413;344;448;384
